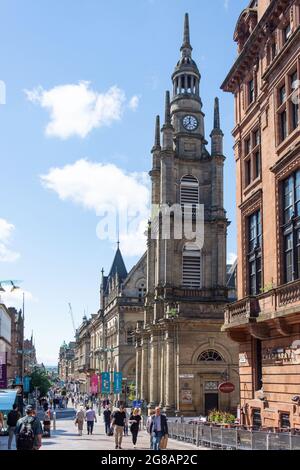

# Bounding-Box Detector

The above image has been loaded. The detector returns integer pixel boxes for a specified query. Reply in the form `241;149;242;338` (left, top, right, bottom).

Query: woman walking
75;406;85;436
129;408;142;449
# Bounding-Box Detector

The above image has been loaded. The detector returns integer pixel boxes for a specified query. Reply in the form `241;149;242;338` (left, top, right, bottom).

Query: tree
30;368;52;397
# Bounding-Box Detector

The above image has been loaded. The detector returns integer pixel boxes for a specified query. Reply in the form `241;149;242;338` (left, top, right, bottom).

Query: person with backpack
7;404;21;450
15;405;43;451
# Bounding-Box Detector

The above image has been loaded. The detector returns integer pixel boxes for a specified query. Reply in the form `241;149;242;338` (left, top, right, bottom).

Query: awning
0;389;17;411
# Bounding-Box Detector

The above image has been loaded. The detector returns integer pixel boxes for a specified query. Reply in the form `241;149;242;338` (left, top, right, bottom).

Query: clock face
183;115;198;131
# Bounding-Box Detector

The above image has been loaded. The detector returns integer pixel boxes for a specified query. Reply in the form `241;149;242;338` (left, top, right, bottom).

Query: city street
0;407;207;451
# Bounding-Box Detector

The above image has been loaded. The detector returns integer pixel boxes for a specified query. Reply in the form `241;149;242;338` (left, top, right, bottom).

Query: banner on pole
23;376;31;393
113;372;122;394
90;374;98;394
0;352;7;389
101;372;110;393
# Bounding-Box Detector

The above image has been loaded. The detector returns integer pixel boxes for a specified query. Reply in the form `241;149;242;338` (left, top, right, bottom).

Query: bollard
53;411;56;431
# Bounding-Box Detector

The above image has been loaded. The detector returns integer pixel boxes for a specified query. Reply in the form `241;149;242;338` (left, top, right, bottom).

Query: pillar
135;342;142;400
165;329;175;414
149;331;159;407
140;338;149;402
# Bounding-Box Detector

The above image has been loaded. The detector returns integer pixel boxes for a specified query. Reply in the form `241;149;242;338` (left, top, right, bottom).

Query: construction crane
68;303;76;335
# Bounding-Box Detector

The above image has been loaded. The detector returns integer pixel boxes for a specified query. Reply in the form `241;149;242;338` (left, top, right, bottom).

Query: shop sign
262;340;300;365
179;374;194;379
218;382;235;394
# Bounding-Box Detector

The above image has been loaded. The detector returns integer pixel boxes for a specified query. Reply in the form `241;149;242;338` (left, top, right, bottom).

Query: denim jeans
8;426;16;450
152;431;163;450
87;421;94;434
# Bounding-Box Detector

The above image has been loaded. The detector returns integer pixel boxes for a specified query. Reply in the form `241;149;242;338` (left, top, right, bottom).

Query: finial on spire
181;13;192;53
214;97;220;130
164;91;171;126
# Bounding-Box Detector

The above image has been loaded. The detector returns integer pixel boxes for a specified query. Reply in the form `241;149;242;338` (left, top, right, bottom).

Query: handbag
160;434;168;449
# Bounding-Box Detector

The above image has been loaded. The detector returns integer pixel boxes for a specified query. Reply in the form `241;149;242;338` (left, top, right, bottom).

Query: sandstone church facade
135;14;239;416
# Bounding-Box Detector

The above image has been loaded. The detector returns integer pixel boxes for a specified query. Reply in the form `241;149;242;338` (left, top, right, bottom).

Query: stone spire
213;97;221;130
181;13;192;55
162;91;173;150
164;90;171;126
152;115;161;151
172;14;200;98
210;97;224;156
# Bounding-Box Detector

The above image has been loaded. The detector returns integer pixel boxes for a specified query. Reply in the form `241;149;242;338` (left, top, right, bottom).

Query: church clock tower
137;14;239;417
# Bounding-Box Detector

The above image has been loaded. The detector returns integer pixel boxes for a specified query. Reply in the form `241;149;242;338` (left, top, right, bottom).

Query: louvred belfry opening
180;175;199;205
182;243;201;289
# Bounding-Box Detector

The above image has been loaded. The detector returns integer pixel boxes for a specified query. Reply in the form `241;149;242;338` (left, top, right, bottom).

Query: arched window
180;175;199;206
198;350;224;362
182;243;201;289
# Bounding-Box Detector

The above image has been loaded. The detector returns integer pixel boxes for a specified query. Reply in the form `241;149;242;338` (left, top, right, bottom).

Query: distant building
8;307;24;384
73;246;146;398
23;335;37;375
58;341;76;382
0;303;11;387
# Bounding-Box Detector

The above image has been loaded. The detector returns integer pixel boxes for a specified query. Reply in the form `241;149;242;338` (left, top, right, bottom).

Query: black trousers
105;422;111;434
131;428;139;445
87;421;94;434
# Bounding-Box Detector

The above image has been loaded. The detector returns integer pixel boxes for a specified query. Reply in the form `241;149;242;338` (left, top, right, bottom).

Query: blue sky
0;0;247;365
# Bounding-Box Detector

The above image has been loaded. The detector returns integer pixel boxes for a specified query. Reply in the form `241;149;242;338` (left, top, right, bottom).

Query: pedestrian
75;406;85;436
7;404;21;450
43;409;51;437
112;405;127;450
146;411;155;448
15;405;43;451
129;408;142;449
149;407;168;451
85;406;97;435
103;405;112;435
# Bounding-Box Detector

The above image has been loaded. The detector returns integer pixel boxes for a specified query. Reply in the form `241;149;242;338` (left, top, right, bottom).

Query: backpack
17;417;35;450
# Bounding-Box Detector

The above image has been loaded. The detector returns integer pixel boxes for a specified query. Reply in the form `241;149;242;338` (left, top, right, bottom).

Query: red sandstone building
222;0;300;430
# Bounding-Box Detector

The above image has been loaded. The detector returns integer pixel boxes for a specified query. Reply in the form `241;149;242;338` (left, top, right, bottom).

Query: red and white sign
218;382;235;394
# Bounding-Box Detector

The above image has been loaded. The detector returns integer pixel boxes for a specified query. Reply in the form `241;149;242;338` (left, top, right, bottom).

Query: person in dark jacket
103;406;112;435
149;407;168;450
7;404;21;450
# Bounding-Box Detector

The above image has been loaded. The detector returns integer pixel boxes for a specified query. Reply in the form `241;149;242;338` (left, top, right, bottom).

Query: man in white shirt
85;406;97;435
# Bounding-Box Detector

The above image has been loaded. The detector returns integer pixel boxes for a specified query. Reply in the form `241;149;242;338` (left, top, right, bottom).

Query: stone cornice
221;0;291;93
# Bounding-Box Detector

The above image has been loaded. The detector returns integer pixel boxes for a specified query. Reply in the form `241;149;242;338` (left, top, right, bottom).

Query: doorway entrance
205;393;219;415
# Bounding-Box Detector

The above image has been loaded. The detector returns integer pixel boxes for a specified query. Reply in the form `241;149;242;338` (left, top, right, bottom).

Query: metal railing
167;422;300;450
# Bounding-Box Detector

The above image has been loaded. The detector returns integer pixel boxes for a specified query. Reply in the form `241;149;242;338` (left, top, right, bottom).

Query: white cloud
128;95;140;111
0;218;20;262
227;252;237;265
0;289;37;306
41;159;150;256
25;82;128;139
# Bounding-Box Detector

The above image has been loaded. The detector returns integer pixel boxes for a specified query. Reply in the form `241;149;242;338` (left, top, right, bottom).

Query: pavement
0;406;206;451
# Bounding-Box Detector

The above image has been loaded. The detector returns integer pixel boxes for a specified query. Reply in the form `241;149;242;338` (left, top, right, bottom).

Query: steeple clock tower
138;13;239;416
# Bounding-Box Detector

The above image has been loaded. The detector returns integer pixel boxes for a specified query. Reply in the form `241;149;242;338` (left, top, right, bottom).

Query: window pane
292;103;299;130
279;85;286;104
255;151;261;178
280;110;287;141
